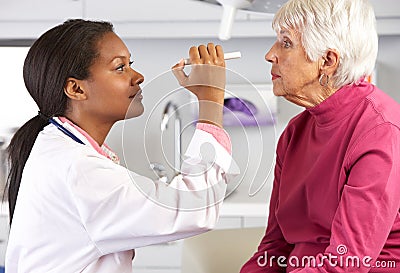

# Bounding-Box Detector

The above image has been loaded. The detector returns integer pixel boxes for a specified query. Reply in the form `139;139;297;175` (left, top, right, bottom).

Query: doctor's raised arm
5;19;238;273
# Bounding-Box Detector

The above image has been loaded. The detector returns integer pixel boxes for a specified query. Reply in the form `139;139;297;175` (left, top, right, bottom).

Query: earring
319;74;329;87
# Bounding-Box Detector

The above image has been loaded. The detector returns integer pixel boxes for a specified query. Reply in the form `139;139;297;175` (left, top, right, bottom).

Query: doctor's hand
172;43;226;128
172;43;226;104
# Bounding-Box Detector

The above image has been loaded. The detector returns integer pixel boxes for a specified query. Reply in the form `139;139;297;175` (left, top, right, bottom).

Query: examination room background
106;35;400;196
0;15;400;271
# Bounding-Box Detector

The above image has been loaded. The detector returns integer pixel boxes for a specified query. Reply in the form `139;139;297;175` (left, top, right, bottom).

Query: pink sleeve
196;123;232;154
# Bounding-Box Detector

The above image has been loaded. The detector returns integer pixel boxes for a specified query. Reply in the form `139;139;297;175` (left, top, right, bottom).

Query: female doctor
5;19;237;272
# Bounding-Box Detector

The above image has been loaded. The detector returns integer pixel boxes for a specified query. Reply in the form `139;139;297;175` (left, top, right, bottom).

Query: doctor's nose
131;69;144;86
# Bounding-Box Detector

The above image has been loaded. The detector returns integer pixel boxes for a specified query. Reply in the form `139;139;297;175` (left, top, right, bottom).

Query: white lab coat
5;118;238;273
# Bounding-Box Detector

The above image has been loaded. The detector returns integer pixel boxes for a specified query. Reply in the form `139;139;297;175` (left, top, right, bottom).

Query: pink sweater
241;82;400;272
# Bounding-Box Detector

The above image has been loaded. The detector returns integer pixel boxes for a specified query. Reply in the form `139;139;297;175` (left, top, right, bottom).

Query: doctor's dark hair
5;19;114;224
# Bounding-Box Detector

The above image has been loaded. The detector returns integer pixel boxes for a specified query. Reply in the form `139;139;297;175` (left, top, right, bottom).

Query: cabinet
131;181;269;272
369;0;400;36
0;0;399;39
132;214;267;273
370;0;400;18
84;0;233;22
132;240;183;273
0;0;82;21
0;0;82;39
83;0;248;39
133;270;180;273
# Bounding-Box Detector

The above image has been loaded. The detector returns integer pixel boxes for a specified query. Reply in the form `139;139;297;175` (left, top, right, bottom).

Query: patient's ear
320;48;340;76
64;78;87;100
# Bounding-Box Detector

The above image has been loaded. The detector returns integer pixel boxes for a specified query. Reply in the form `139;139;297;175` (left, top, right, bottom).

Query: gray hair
272;0;378;88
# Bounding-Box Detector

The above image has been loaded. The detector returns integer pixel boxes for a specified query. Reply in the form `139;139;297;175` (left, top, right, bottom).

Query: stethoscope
48;118;85;145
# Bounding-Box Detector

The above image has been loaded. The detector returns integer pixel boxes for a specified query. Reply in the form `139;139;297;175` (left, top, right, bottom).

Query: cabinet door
369;0;400;18
0;0;82;21
215;216;242;229
132;240;183;268
243;217;267;228
132;269;180;273
84;0;246;22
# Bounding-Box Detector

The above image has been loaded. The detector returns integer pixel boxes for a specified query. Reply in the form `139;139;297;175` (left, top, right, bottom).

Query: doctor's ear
64;78;88;100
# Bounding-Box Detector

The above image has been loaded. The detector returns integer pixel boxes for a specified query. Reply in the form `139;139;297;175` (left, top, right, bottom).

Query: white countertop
220;183;271;218
220;202;268;218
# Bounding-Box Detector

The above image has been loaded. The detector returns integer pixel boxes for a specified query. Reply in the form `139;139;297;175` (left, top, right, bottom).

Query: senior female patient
241;0;400;272
5;19;237;272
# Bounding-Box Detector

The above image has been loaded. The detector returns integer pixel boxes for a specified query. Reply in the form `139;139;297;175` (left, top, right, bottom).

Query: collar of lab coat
52;117;120;164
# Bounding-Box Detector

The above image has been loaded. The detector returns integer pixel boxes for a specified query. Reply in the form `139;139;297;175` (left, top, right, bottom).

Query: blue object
48;118;85;145
0;266;5;273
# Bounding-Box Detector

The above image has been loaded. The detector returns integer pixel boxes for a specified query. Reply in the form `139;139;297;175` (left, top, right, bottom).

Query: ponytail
6;115;48;224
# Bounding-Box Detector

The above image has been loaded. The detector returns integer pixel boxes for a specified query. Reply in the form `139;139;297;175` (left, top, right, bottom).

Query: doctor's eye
116;64;126;71
116;61;134;72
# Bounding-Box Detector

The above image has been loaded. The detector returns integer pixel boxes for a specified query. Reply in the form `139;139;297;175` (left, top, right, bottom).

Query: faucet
149;162;168;183
160;101;182;177
150;101;182;181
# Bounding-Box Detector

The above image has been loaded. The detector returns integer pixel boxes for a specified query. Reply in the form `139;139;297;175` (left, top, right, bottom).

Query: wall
105;34;400;196
377;36;400;103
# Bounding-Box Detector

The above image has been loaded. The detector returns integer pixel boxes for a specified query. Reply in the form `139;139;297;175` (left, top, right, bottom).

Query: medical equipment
184;51;241;65
192;0;287;40
49;118;85;145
